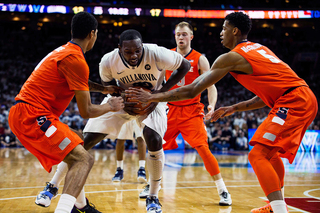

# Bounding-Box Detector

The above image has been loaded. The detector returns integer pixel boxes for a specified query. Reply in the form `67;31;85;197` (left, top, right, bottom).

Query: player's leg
248;144;287;213
36;132;107;208
144;126;164;213
180;104;232;206
112;139;125;182
71;132;107;213
55;145;94;213
137;136;147;182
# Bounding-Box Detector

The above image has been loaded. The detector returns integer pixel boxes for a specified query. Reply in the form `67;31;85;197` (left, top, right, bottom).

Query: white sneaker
219;191;232;206
35;182;58;207
139;184;161;198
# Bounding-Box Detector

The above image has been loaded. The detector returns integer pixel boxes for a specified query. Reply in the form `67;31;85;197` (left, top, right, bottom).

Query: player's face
87;29;98;51
175;26;193;49
120;38;143;66
220;20;234;49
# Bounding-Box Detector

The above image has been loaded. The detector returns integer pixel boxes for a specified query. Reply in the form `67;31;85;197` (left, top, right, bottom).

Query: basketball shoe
35;182;58;207
146;196;162;213
219;191;232;206
71;198;102;213
112;167;124;182
251;202;289;213
139;184;161;198
137;167;147;182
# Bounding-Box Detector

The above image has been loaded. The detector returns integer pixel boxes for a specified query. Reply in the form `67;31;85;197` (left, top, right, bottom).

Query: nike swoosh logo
76;209;85;213
117;71;124;74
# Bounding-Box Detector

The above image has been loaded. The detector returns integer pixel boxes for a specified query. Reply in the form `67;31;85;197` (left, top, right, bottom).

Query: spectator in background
235;130;248;150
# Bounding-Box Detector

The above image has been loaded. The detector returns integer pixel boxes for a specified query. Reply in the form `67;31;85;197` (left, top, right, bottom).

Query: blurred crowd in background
0;3;319;150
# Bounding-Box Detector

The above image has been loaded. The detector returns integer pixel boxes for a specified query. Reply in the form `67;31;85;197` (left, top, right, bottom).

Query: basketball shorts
163;103;208;150
83;96;167;141
249;86;318;163
8;102;83;172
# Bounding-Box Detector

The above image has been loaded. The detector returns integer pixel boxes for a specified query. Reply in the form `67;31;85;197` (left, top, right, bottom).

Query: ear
233;27;240;36
190;34;194;41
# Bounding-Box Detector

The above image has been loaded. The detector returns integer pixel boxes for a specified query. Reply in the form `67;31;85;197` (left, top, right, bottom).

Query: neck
71;38;88;53
177;46;191;57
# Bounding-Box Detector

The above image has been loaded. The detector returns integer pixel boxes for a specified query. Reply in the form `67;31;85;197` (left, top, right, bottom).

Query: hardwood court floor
0;148;319;213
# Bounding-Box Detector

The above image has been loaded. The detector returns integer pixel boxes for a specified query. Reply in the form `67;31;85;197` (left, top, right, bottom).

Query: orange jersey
231;41;307;108
15;42;89;117
166;48;202;106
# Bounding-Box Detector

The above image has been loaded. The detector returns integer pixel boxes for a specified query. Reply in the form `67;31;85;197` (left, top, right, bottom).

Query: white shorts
117;119;142;140
83;96;167;142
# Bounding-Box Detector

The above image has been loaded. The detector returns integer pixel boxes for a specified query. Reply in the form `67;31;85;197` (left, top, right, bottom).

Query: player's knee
83;132;107;150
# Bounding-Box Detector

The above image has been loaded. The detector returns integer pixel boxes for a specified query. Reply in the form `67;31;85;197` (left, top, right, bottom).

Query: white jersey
99;43;184;90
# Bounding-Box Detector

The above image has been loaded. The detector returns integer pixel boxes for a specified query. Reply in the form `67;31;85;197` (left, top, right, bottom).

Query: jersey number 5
257;49;281;63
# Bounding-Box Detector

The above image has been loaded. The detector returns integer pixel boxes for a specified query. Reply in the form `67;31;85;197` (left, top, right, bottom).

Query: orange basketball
123;86;152;115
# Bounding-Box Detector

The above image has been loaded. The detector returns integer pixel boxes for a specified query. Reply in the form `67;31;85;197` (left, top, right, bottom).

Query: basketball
122;86;152;115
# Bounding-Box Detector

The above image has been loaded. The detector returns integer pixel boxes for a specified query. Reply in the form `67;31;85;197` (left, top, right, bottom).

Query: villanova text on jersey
119;73;157;84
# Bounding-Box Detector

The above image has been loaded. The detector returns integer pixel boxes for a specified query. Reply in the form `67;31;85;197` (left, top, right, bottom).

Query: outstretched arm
88;80;123;95
205;96;267;122
127;52;246;102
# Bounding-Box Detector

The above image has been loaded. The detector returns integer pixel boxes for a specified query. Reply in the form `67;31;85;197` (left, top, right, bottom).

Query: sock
75;187;86;209
147;149;164;197
270;200;287;213
117;160;123;169
139;160;146;168
54;194;76;213
51;161;68;187
215;178;228;194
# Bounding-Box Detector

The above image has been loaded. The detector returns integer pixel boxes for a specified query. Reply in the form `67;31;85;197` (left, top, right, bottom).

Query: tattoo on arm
88;80;104;92
245;97;260;108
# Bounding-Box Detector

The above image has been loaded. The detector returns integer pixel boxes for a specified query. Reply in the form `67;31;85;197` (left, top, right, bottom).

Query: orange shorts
249;86;318;163
163;103;208;150
8;102;83;172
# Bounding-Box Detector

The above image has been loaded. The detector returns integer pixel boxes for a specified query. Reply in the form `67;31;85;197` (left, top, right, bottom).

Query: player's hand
205;106;236;122
107;96;124;112
126;87;152;103
102;85;124;96
205;104;215;120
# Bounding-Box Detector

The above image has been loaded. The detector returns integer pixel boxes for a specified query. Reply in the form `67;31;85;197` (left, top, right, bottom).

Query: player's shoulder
100;48;119;64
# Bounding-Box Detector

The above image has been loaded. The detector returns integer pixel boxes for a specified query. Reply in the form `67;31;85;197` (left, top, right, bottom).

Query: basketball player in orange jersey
8;12;124;213
163;21;232;206
127;12;318;213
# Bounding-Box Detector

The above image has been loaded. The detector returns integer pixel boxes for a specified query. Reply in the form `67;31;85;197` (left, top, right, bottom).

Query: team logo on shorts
276;107;289;119
37;116;47;126
145;64;151;70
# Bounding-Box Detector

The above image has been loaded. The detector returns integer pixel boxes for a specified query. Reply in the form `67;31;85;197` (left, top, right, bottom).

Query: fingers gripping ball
122;86;152;115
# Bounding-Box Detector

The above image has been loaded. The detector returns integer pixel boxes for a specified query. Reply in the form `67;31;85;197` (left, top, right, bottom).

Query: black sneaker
71;198;102;213
35;182;58;207
146;196;162;213
137;167;147;182
112;167;123;182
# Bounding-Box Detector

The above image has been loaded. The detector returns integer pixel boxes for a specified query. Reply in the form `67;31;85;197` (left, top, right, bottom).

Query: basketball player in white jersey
36;29;190;213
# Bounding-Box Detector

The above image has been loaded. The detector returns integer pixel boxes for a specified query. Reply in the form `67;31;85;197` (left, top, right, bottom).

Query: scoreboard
1;3;320;19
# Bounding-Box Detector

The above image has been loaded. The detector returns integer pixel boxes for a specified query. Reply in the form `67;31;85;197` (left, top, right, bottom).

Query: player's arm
88;79;123;95
206;96;266;122
159;58;190;92
199;55;217;112
127;51;246;102
74;90;124;119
